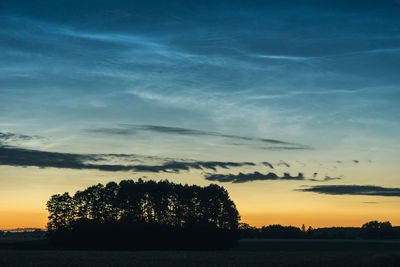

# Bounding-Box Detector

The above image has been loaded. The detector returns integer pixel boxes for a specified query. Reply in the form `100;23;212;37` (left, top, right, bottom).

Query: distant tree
239;223;260;238
361;220;393;239
238;222;398;240
260;224;305;239
301;224;306;232
380;221;393;238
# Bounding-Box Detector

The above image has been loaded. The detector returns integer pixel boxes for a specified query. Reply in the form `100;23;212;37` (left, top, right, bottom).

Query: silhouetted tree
260;225;305;239
46;193;75;232
46;179;240;249
361;220;393;239
238;223;260;238
238;221;398;240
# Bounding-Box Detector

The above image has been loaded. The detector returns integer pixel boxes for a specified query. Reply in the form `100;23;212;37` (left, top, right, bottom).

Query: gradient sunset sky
1;0;400;229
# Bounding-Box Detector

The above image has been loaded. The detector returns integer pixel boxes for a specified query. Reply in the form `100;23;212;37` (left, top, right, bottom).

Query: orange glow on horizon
2;209;400;230
240;212;400;228
0;211;47;230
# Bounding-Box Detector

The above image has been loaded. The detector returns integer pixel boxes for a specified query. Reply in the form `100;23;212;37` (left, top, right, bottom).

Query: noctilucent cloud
1;0;400;229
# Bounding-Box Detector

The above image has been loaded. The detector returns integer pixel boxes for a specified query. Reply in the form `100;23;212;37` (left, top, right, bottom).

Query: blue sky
0;0;400;227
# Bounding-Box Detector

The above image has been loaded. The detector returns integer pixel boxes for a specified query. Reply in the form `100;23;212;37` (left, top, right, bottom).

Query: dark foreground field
1;239;400;266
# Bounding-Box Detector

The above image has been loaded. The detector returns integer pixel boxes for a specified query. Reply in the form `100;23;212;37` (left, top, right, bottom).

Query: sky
1;0;400;229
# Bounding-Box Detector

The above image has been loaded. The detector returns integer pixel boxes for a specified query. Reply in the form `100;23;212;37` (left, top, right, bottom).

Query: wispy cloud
251;48;400;64
88;124;311;150
262;161;274;169
0;132;42;143
4;15;161;49
205;171;305;183
277;161;291;168
352;47;400;55
248;89;365;100
297;185;400;197
0;132;45;147
309;176;342;182
204;170;342;183
0;136;255;173
252;54;315;61
252;48;400;63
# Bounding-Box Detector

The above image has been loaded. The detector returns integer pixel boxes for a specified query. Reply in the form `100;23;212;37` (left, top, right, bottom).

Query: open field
237;238;400;252
1;239;400;266
2;249;400;267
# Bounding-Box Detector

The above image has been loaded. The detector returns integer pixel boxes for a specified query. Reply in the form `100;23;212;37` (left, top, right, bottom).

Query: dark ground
1;238;400;266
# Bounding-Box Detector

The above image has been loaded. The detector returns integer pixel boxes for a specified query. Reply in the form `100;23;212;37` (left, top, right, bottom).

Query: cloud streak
0;144;255;173
297;185;400;197
0;132;43;143
252;54;315;61
262;161;274;169
0;132;341;183
309;176;342;182
89;124;311;150
204;171;343;183
277;161;290;168
205;171;305;183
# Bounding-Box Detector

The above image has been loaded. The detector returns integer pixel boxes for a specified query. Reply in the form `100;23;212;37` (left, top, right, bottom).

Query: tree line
46;179;240;249
239;221;399;240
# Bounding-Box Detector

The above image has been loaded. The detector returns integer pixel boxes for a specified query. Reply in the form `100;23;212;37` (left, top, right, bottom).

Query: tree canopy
46;179;240;249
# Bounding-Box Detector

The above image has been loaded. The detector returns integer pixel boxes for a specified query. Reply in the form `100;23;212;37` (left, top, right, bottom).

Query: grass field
1;239;400;266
